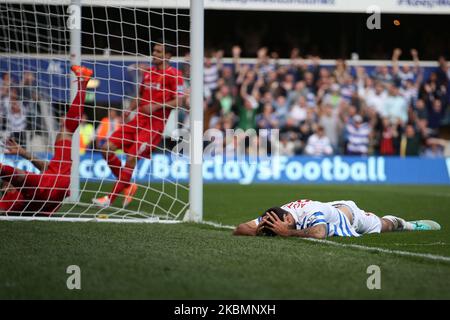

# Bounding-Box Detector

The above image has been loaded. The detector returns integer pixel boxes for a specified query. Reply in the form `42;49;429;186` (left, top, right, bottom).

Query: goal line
0;215;181;224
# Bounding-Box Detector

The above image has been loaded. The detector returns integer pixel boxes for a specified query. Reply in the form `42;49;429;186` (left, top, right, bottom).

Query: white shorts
342;201;382;235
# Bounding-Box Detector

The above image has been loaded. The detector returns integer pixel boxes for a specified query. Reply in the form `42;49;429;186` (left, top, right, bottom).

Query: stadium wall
2;154;450;185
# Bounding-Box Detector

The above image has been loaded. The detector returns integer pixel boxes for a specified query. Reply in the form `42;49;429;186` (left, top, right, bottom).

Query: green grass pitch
1;184;450;299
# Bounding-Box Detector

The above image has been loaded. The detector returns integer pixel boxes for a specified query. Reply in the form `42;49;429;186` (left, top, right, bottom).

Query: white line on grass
202;220;450;263
2;217;448;263
0;216;181;224
390;242;448;247
200;220;236;230
303;238;450;263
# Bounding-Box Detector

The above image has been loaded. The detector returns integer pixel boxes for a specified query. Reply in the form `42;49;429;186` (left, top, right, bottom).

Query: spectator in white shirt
365;81;388;116
304;126;333;156
289;95;308;125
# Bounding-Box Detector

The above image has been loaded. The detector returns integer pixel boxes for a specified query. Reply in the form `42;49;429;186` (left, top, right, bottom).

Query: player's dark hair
259;207;290;237
153;39;176;56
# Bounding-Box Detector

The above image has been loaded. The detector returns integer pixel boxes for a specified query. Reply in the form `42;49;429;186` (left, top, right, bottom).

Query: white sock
382;215;411;231
403;221;414;231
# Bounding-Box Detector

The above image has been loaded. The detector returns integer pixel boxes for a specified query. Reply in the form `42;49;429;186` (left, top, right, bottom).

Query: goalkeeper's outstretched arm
4;138;48;172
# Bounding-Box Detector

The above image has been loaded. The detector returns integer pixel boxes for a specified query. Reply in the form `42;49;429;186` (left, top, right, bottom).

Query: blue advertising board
2;153;450;185
0;58;136;105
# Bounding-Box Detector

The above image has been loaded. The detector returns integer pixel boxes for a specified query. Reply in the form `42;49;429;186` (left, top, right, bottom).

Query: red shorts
108;116;164;158
0;139;72;215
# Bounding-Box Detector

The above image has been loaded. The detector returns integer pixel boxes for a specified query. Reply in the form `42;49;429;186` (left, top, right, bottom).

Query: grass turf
0;184;449;299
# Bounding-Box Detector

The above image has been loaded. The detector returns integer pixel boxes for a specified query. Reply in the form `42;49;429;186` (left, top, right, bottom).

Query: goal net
0;0;203;223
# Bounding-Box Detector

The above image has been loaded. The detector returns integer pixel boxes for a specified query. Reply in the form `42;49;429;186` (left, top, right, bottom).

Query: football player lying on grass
233;199;441;238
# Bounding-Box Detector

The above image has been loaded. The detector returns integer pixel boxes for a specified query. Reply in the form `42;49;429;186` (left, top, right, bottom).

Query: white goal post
0;0;203;223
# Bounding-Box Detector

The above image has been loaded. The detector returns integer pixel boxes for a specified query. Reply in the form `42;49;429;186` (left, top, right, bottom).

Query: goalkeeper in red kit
0;65;93;215
92;42;185;208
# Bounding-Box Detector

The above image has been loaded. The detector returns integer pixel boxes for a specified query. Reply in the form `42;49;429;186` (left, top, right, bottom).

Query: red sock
64;79;88;133
109;166;134;203
106;153;122;178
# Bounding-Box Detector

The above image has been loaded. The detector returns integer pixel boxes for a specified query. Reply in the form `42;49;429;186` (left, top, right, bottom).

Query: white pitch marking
202;220;450;263
2;217;448;263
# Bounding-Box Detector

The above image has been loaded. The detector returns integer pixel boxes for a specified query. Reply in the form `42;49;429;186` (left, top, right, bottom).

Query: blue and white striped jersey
345;122;371;155
256;200;361;237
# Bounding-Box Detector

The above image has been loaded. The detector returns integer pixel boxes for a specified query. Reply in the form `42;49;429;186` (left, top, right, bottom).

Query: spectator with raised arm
238;78;259;131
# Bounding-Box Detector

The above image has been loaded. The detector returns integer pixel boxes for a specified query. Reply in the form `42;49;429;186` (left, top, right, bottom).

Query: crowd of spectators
0;71;45;148
1;47;450;158
0;70;120;155
200;47;450;157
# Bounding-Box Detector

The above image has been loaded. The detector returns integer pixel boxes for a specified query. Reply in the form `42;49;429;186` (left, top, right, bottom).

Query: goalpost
0;0;203;223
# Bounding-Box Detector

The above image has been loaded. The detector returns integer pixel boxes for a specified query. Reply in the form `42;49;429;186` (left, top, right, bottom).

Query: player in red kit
0;65;93;215
92;42;184;208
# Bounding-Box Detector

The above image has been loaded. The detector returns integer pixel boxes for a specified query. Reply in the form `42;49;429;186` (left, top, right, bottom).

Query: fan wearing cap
233;199;441;238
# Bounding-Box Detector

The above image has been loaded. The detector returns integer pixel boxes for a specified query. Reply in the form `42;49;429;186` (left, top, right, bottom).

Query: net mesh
0;1;191;221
